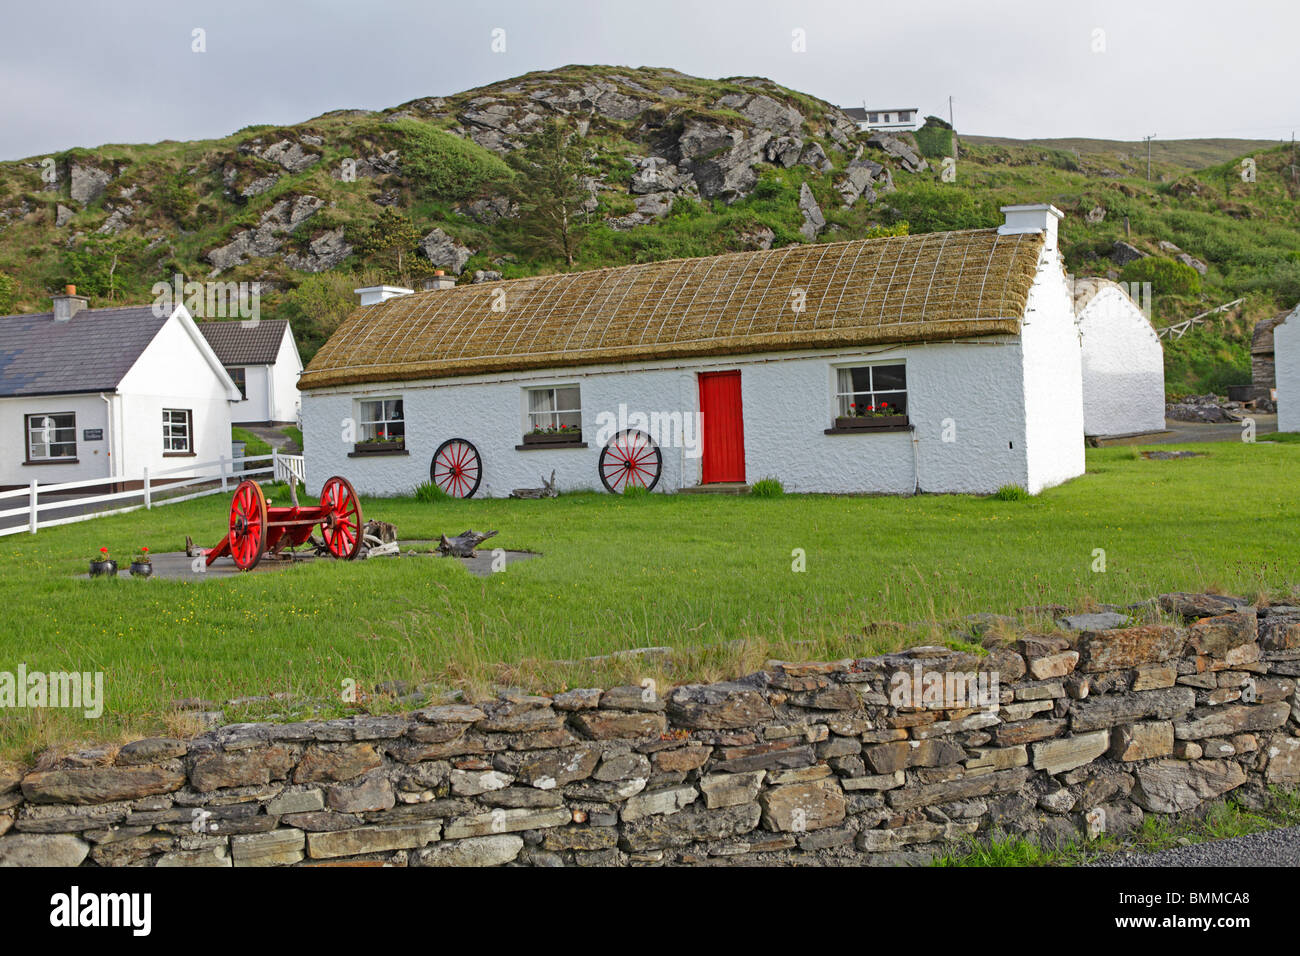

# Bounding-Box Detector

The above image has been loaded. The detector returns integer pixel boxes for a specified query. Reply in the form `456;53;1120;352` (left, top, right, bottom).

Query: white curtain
837;368;855;416
529;389;555;428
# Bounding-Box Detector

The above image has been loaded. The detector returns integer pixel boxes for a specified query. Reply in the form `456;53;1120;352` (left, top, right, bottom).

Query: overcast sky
2;0;1296;160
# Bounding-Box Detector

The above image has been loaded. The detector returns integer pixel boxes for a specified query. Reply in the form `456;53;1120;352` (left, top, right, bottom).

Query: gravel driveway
1092;826;1300;866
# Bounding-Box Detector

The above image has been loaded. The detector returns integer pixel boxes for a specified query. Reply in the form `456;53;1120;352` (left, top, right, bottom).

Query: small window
26;412;77;461
899;110;911;122
226;366;247;401
526;386;582;436
835;364;908;418
163;409;193;453
868;112;878;123
358;398;404;445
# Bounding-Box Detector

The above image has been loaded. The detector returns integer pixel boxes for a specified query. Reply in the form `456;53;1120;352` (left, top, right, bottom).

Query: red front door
698;370;746;483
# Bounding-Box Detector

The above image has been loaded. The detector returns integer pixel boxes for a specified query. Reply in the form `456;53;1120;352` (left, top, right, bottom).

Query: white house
1074;278;1167;438
297;204;1084;498
198;319;302;425
0;288;241;488
1275;303;1300;433
842;107;920;132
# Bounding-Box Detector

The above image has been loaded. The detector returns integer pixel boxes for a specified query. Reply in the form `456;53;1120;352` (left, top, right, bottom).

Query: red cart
203;475;363;570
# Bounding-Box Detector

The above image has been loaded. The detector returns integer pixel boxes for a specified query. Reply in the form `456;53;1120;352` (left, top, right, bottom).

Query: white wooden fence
0;450;307;537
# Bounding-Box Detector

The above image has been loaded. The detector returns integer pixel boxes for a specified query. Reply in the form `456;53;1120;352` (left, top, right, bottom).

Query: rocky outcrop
69;164;112;204
418;228;473;274
205;195;325;274
285;227;352;273
242;138;321;174
866;132;927;173
798;183;825;240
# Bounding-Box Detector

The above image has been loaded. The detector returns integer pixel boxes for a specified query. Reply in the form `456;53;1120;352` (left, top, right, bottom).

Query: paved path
1093;825;1300;867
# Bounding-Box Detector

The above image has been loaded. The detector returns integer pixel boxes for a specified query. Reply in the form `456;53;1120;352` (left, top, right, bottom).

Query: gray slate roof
0;305;168;398
198;319;288;366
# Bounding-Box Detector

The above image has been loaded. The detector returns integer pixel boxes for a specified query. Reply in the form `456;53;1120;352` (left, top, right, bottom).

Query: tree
506;120;594;269
354;208;432;288
281;271;363;361
59;234;148;302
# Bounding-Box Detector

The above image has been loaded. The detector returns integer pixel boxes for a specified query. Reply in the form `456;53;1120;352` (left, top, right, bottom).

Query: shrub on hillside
1120;256;1202;295
913;117;955;159
397;120;512;201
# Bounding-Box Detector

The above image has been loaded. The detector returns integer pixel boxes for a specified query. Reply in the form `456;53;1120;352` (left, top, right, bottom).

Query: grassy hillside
0;65;1296;396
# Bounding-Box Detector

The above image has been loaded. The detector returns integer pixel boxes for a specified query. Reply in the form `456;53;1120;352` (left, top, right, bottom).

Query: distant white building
198;319;302;425
1275;304;1300;433
1074;278;1167;438
842;107;920;132
0;288;240;488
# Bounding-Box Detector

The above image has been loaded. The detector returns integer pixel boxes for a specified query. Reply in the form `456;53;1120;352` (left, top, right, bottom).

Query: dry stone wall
3;591;1300;867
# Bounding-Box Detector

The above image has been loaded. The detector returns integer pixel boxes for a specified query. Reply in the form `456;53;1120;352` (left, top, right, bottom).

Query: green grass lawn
1;441;1298;763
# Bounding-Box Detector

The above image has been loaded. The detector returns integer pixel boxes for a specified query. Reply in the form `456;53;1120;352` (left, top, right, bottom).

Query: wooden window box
522;431;582;446
350;441;407;457
832;415;909;431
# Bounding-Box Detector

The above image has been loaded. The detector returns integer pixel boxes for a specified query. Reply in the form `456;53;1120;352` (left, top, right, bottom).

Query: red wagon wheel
319;476;364;560
599;429;662;493
431;438;482;498
228;479;268;570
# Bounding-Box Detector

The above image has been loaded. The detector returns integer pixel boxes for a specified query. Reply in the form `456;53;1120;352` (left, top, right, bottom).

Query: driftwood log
510;471;558;499
437;529;499;557
361;519;399;558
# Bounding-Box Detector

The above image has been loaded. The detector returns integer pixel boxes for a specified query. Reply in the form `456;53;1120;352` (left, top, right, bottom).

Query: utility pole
1143;134;1156;180
949;95;957;160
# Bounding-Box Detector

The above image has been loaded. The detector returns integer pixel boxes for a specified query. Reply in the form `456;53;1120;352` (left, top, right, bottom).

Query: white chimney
421;270;456;292
354;285;414;307
999;203;1063;254
52;284;89;322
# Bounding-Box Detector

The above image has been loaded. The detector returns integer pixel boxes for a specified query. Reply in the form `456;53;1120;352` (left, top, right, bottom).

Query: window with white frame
526;385;581;435
835;364;908;417
162;408;193;453
357;397;404;444
26;412;77;461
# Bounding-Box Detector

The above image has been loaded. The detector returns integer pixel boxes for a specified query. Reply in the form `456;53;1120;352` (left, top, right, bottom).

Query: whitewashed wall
302;336;1046;498
0;393;113;485
270;328;303;424
1276;307;1300;433
1020;256;1086;495
231;365;272;424
115;312;235;479
1078;287;1166;437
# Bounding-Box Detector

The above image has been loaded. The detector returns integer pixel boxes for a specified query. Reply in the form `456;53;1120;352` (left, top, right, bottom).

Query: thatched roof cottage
298;203;1084;496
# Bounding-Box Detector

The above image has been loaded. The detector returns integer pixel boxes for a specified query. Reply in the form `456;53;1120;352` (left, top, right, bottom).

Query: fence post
143;466;151;510
272;447;279;483
219;455;228;493
28;480;37;534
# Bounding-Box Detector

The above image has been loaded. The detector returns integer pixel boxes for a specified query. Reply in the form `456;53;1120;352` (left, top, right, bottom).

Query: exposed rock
1058;611;1129;631
54;204;74;227
307;822;440;858
459;196;517;223
1109;721;1175;761
471;270;503;284
759;779;846;832
69;164;112;204
1111;240;1146;265
713;93;804;136
798;182;825;241
1176;253;1208;276
418;227;473;274
1075;625;1185;672
241;175;280;199
865;132;927;173
689;132;771;203
230;828;304;866
1031;730;1110;774
284;227;352;272
205;195;324;274
246;139;321;173
0;833;90;866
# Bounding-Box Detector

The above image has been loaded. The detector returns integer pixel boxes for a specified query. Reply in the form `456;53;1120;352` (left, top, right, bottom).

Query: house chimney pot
422;273;456;292
999;203;1063;254
354;285;414;307
52;286;89;322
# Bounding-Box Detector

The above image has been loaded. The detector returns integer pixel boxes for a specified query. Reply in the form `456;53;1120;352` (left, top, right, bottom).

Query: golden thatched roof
299;227;1044;390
